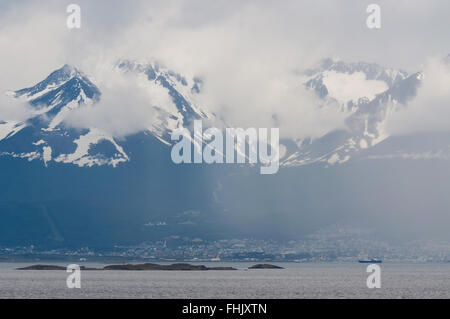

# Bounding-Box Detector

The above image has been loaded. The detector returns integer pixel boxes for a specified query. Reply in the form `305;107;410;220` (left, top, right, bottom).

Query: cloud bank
386;57;450;135
1;0;450;140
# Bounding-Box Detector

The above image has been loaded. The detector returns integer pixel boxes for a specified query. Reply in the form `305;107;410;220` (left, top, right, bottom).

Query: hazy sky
2;0;449;71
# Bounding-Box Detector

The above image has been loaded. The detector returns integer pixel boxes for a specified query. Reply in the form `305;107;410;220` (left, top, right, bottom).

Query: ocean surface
0;262;448;299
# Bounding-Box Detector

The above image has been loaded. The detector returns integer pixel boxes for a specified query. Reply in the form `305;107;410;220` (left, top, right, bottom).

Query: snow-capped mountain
304;58;409;105
0;65;128;167
0;58;447;169
281;59;423;167
0;62;209;167
116;60;210;141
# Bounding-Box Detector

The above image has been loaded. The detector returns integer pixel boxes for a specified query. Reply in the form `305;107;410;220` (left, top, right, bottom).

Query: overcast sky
2;0;449;71
1;0;450;138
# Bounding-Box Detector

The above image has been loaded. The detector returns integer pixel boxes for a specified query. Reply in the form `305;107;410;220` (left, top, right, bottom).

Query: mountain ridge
2;57;449;169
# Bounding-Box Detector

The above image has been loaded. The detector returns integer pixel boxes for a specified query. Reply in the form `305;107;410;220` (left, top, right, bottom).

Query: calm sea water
0;262;448;299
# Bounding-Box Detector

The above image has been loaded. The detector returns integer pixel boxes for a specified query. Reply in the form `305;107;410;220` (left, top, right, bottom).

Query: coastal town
1;226;448;263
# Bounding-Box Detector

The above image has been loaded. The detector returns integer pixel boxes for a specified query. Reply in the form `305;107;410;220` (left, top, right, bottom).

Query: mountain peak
14;64;99;104
60;64;79;76
44;64;87;86
42;64;81;83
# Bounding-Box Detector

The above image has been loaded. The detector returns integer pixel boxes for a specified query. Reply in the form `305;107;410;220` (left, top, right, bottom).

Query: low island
18;263;236;271
248;264;284;269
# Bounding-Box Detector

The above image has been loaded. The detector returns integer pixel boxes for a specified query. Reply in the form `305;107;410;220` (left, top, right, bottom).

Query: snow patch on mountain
54;128;129;167
0;121;26;140
322;70;388;105
42;146;52;166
